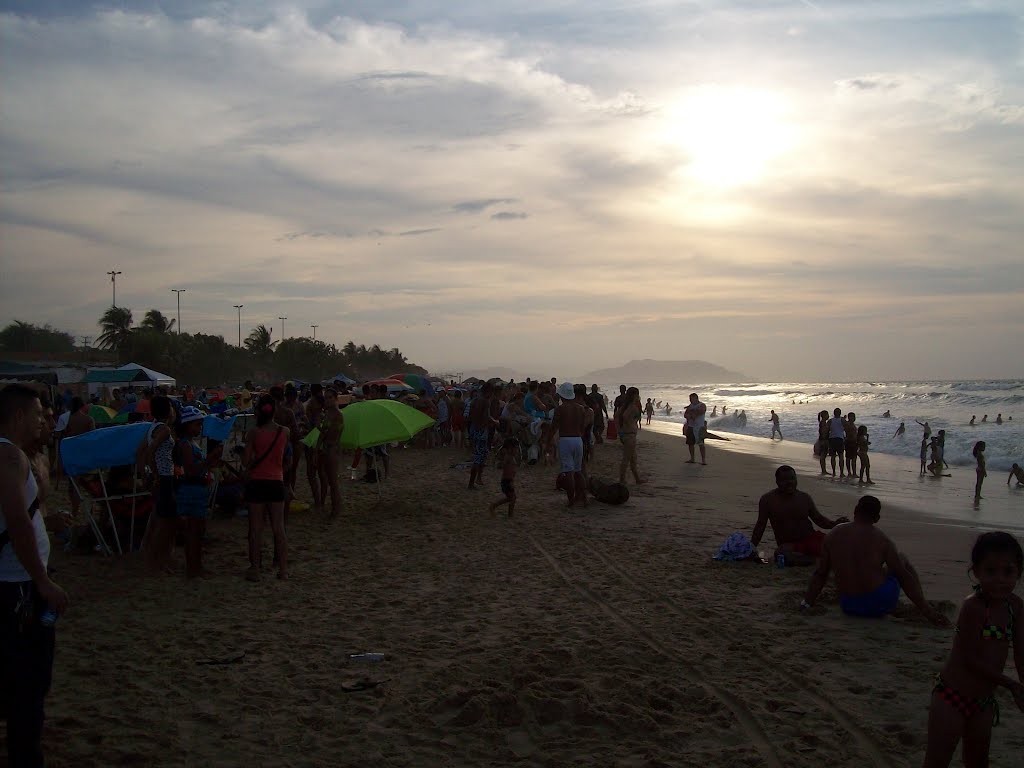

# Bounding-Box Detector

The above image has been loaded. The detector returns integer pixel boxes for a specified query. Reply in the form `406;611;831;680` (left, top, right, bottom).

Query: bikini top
980;598;1015;641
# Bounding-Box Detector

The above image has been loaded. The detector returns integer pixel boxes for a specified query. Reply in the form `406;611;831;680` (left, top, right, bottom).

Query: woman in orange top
242;394;290;581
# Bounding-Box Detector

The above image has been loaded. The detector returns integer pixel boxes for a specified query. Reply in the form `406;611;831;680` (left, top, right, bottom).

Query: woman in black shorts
242;394;290;581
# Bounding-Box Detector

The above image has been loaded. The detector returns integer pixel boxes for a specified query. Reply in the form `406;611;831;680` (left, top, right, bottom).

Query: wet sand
34;428;1023;767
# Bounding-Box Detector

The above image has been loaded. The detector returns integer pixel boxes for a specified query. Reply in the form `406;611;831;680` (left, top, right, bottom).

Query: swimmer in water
882;410;891;418
711;405;717;416
970;415;976;426
894;421;906;438
996;413;1003;424
981;414;988;423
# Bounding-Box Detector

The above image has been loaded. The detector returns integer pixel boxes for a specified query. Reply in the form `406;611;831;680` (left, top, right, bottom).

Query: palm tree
96;307;134;352
0;320;35;353
140;309;176;334
244;324;278;355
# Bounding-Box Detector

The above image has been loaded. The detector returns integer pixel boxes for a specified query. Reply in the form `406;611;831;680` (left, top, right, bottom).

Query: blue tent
60;422;151;476
60;422;154;555
323;373;356;385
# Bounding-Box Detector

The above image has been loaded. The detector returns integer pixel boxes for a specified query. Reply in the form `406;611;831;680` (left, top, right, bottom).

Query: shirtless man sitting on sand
800;495;950;626
750;465;849;565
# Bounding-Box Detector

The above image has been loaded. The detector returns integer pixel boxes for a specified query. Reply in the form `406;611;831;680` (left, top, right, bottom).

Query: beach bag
588;477;630;505
813;438;827;458
606;420;618;440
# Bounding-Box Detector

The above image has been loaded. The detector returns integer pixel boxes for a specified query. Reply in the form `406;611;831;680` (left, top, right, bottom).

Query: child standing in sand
174;406;222;578
856;425;873;485
920;437;929;476
922;532;1024;767
974;441;987;502
487;438;518;516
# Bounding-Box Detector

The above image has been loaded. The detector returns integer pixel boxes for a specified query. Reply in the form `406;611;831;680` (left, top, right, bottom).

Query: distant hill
579;359;749;384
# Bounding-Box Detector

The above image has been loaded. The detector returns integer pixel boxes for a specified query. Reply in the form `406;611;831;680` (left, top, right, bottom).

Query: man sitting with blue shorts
800;495;950;626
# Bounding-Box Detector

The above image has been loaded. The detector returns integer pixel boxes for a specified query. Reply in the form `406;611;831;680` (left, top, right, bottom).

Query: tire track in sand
526;531;784;768
578;538;895;768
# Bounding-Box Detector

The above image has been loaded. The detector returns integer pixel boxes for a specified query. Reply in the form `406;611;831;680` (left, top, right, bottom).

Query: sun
664;85;797;188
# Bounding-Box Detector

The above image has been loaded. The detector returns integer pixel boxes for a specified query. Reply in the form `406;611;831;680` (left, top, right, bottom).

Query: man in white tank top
0;383;70;767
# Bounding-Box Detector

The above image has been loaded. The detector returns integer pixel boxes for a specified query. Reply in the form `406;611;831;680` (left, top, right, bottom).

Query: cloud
836;75;902;91
0;3;1022;379
399;227;441;236
452;198;517;213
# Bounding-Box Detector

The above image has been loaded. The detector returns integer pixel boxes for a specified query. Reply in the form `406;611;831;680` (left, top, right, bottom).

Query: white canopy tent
117;363;176;388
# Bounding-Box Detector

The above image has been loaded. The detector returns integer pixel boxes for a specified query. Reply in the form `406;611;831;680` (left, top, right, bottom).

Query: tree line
1;312;427;386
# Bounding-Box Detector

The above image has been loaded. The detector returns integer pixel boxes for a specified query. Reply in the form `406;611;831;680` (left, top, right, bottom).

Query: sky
1;1;1022;381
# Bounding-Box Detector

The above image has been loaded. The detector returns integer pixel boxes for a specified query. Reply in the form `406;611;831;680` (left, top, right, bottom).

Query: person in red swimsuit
750;465;848;565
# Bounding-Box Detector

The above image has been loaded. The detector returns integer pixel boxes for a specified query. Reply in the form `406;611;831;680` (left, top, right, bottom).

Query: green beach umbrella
301;400;435;500
88;404;119;423
341;400;435;449
300;401;435;448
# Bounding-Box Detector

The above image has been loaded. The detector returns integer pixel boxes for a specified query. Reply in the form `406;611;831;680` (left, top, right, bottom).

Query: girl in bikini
923;532;1023;767
973;441;987;502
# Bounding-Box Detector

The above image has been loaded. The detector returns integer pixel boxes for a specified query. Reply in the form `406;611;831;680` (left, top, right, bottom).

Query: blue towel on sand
713;532;754;561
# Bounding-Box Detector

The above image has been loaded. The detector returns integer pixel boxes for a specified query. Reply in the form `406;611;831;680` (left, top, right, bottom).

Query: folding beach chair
60;423;152;556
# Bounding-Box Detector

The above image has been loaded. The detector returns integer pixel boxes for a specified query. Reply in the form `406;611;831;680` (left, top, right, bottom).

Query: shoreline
645;419;1024;536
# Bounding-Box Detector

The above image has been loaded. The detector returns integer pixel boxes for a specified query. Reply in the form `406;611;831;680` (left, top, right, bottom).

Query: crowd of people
1;378;1022;767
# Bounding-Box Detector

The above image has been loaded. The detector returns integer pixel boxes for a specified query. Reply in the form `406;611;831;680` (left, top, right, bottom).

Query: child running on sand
922;532;1024;767
857;425;873;485
974;441;987;502
487;438;518;516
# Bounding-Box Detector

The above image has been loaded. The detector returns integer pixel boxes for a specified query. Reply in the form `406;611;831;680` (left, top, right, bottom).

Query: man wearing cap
549;382;588;508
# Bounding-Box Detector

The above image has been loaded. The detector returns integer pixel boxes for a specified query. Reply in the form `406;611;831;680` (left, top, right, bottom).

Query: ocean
603;380;1023;472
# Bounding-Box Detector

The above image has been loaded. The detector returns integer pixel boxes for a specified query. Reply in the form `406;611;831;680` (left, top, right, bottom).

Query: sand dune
28;429;1023;766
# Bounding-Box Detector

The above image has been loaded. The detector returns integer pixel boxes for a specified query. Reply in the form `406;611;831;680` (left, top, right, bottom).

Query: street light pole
107;270;122;307
310;324;318;340
171;289;186;334
278;316;287;341
233;305;244;347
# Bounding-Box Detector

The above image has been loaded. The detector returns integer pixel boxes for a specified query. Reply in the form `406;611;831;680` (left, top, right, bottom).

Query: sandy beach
37;428;1023;767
